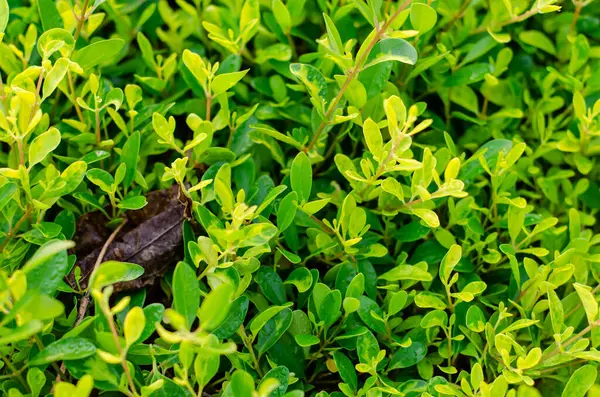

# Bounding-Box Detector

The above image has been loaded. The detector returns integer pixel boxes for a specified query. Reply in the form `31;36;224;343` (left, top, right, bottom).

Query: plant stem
34;335;67;381
17;138;25;167
542;320;600;362
286;32;297;60
67;71;85;123
304;0;412;153
440;0;472;29
95;107;101;146
205;94;212;121
103;305;138;397
569;2;582;37
472;6;541;34
481;96;489;118
28;67;45;123
446;328;453;381
0;207;31;252
74;0;90;42
239;325;263;377
0;353;28;391
565;282;600;319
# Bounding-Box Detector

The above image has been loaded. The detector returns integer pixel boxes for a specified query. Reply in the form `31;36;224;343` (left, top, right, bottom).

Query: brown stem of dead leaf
74;218;128;326
58;219;128;391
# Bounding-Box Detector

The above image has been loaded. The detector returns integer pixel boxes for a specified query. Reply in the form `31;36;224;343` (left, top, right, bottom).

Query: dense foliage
1;0;600;395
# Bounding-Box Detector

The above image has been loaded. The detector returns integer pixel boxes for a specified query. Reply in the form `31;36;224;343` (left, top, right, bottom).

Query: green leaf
414;292;446;310
25;240;72;295
195;343;220;388
519;30;556;55
30;338;96;366
117;196;147;210
251;125;303;149
388;341;427;370
561;364;597;397
0;0;8;34
212;70;249;96
569;34;589;75
449;85;479;114
104;87;124;110
230;370;255;397
138;304;165;343
37;28;74;59
213;296;249;339
42;58;69;101
138;32;156;70
256;266;287;305
350;0;375;27
357;296;386;333
284;267;313;293
294;334;320;347
272;0;292;33
407;52;447;81
73;39;125;69
241;223;278;247
259;366;289;397
379;264;432;282
29;128;61;167
257;308;293;354
199;282;235;331
548;289;564;334
333;351;358;392
86;168;114;193
124;307;145;346
363;118;383;158
461;35;498;65
317;290;342;326
364;38;418;69
120;131;140;188
444;63;492;86
90;261;144;290
459;139;513;184
277;191;298;232
357;331;379;363
27;367;45;397
410;3;437;34
0;182;17;211
22;240;74;272
439;244;461;285
289;63;328;106
323;13;343;53
241;0;260;41
172;261;200;330
388;291;408;316
37;0;62;30
255;185;288;216
336;76;367;108
290;152;312;202
420;310;448;329
250;303;293;336
0;321;44;346
573;283;598;325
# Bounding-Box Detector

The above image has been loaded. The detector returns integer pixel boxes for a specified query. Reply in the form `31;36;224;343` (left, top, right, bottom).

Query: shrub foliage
1;0;600;396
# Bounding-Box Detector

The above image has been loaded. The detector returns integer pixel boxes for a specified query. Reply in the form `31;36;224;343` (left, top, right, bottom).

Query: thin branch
472;6;541;34
304;0;413;153
0;208;32;253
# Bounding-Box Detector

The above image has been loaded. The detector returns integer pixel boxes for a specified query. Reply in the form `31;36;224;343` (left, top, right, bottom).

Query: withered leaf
69;185;190;291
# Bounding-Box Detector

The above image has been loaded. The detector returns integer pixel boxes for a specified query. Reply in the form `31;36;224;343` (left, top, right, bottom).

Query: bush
1;0;600;395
